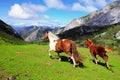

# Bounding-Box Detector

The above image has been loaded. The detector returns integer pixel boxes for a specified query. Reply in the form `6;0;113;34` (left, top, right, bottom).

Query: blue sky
0;0;116;27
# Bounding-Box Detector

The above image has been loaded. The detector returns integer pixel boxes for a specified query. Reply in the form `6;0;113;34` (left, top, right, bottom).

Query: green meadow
0;44;120;80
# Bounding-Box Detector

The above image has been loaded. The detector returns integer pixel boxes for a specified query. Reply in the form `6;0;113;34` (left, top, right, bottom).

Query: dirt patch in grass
16;52;23;56
40;49;48;53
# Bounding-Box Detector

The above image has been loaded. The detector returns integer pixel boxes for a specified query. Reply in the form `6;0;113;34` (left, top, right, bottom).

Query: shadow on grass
91;59;114;72
51;55;86;68
91;59;114;67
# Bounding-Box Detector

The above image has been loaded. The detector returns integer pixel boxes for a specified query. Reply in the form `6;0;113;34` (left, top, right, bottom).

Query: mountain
13;26;39;39
0;20;24;45
13;25;61;42
24;27;53;42
60;0;120;38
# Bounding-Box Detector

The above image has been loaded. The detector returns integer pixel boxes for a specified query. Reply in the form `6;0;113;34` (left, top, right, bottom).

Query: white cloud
79;0;94;6
22;3;47;12
8;4;35;19
40;15;50;19
43;0;98;12
95;0;107;7
72;3;85;11
79;0;108;7
85;6;98;12
44;0;67;9
72;2;97;12
8;3;47;20
71;0;110;12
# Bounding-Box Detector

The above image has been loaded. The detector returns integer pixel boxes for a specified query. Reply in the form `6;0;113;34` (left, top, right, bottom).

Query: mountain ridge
64;0;120;31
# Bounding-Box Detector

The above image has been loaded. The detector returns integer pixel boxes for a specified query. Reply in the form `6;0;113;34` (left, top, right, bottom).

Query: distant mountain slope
13;25;61;42
25;28;41;42
64;0;120;31
24;27;55;42
0;20;25;45
13;26;39;39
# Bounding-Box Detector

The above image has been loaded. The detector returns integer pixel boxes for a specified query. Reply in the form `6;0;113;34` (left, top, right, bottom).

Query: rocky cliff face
25;28;40;42
64;0;120;31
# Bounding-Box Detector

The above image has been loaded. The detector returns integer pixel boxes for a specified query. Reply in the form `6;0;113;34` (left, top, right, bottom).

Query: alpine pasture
0;44;120;80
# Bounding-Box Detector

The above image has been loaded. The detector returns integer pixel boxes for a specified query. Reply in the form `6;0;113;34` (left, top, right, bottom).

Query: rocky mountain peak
64;0;120;31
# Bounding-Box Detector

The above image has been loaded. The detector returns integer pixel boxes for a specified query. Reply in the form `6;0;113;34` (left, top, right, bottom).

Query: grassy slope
0;20;25;45
0;44;120;80
0;31;25;45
